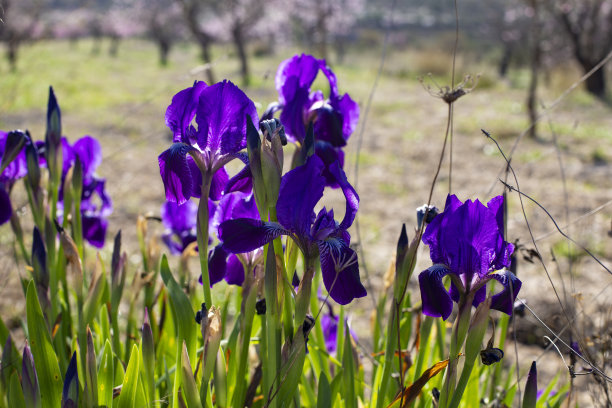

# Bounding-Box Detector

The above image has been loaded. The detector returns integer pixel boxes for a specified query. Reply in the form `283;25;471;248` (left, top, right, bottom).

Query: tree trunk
7;39;18;72
526;0;540;138
498;43;512;78
197;37;215;84
158;39;171;66
231;24;250;87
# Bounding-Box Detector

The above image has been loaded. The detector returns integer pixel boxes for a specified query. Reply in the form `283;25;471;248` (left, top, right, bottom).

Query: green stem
232;273;257;408
264;244;280;408
375;304;399;408
196;171;213;310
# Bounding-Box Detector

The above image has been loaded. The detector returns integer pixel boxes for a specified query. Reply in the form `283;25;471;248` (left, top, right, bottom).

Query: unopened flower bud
0;130;27;174
416;204;439;230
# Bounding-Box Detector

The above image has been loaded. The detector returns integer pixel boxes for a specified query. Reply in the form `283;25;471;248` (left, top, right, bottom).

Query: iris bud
45;87;62;151
416;204;439;230
522;361;538;408
0;130;27;174
25;140;41;191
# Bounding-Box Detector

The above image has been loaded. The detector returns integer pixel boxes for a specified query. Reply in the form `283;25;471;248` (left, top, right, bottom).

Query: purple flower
418;195;521;320
218;155;366;305
55;135;112;248
161;200;198;255
158;80;258;205
0;130;28;225
266;54;359;188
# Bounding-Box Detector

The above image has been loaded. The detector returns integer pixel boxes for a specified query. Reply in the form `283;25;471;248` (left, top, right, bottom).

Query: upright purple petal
219;219;286;253
72;136;102;181
195;80;258;156
276;155;325;236
418;264;454;320
319;243;366;305
165;81;207;143
158;143;196;204
489;270;522;315
331;93;359;143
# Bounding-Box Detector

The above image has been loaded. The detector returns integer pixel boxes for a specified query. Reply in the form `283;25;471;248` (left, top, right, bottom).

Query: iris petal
418;265;454;320
0;188;12;225
158;143;196;204
276;155;325;236
219;219;286;253
489;270;522;315
195;80;258;156
165;81;207;143
225;254;245;286
319;243;366;305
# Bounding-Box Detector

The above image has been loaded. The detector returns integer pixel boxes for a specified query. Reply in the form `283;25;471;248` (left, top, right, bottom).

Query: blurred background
2;1;612;405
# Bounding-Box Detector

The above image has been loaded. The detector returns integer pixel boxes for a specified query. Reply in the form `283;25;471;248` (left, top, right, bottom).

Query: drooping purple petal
311;102;346;147
319;243;366;305
208;245;228;286
489;270;522;315
72;136;102;181
327;161;359;230
331;92;360;143
82;215;107;248
165;81;207;143
315;141;344;188
418;264;454;320
219;219;286;253
158;143;197;204
225;254;245;286
195;80;258;156
212;191;259;233
0;188;12;225
224;164;252;195
276;155;325;236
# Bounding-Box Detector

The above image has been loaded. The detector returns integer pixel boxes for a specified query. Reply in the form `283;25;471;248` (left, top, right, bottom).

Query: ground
1;39;611;405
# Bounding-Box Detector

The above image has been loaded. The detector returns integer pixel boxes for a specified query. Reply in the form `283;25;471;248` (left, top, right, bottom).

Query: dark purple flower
219;155;366;305
321;312;339;353
269;54;359;188
207;191;261;286
53;135;112;248
0;130;28;225
159;80;258;205
418;195;521;320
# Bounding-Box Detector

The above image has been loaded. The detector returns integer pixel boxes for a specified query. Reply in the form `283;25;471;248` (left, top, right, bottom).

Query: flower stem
197;171;213;310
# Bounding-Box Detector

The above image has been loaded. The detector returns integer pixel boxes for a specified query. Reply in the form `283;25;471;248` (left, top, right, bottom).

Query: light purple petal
219;218;286;253
489;270;522;315
161;200;197;232
276;155;325;236
158;143;196;204
165;81;207;143
319;243;366;305
195;80;258;156
418;264;454;320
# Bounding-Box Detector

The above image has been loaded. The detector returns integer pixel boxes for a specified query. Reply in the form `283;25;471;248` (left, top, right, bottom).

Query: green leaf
82;262;106;327
8;372;26;407
342;322;357;408
180;341;202;408
97;340;114;408
141;309;155;406
117;344;140;408
317;372;332;408
26;281;62;408
22;343;41;408
160;255;197;363
84;328;98;407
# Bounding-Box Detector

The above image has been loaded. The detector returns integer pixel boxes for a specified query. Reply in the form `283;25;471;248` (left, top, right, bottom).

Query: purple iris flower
418;195;521;320
265;54;359;187
161;200;198;255
158;80;258;205
218;154;366;305
0;130;28;225
57;136;112;248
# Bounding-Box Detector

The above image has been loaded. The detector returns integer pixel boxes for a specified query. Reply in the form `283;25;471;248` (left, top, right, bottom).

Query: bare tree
0;0;42;71
142;0;184;66
175;0;215;84
549;0;612;99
